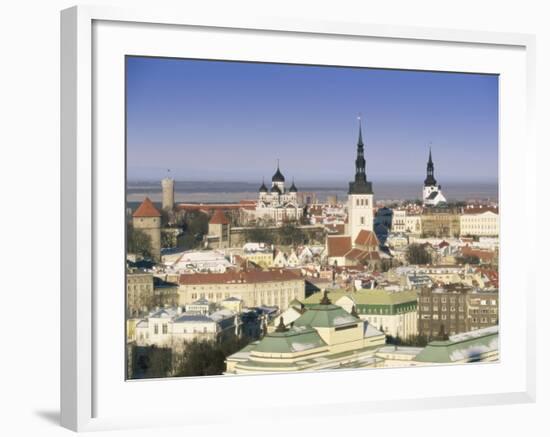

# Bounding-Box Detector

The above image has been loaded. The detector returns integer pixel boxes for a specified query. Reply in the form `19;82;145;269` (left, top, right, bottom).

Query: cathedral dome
272;165;285;182
289;181;298;192
271;184;281;194
259;181;268;192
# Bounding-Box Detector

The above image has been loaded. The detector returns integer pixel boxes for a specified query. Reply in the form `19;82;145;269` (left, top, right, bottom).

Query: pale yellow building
178;269;305;310
460;208;499;237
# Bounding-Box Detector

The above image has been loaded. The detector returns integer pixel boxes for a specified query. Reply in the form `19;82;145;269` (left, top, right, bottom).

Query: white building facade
460;208;499;237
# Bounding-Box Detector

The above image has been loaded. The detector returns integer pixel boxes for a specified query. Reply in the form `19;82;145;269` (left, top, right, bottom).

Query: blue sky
126;56;498;184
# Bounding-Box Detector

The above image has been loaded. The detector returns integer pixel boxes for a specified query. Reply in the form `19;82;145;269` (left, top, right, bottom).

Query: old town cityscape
126;121;499;379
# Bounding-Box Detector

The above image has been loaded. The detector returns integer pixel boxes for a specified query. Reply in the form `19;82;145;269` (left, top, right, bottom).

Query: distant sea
126;180;498;205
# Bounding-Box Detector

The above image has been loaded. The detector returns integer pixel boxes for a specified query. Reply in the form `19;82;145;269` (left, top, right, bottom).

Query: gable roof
327;236;352;257
344;248;380;262
463;207;499;215
133;197;161;218
209;209;230;225
354;230;379;247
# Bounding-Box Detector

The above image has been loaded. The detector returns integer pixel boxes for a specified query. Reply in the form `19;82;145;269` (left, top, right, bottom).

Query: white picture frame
60;5;536;432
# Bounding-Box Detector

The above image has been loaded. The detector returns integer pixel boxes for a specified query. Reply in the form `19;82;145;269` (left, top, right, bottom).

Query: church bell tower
347;117;374;241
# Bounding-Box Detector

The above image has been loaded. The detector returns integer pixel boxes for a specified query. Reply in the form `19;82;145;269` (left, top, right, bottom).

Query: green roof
414;327;499;363
304;289;417;306
293;304;361;328
253;326;327;354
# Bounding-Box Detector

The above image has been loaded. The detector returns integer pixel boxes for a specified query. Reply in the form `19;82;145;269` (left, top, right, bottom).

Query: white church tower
347;118;374;241
422;148;446;206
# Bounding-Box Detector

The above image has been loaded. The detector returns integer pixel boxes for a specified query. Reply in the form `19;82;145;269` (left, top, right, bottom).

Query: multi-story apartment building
126;271;179;317
417;285;499;338
127;271;154;317
467;290;499;330
178;269;305;310
417;285;469;338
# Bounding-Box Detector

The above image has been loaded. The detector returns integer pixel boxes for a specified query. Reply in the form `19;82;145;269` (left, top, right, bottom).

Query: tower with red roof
208;209;231;249
132;197;162;261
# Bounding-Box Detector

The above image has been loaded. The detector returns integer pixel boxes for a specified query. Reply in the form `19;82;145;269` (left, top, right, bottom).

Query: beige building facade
178;269;306;310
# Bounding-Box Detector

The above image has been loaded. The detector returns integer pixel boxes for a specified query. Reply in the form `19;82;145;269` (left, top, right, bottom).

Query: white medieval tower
347;118;374;241
161;177;175;211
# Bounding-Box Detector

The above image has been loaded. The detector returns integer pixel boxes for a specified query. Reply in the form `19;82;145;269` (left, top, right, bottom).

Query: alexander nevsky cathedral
246;161;304;225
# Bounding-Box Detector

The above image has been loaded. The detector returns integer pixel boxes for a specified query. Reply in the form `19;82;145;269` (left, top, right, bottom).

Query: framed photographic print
61;5;536;432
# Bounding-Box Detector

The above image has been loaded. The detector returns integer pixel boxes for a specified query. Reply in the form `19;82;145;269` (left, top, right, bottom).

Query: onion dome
272;160;285;183
289;179;298;193
259;179;268;193
271;184;281;194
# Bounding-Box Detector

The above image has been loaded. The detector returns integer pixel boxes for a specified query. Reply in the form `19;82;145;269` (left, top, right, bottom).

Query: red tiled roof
179;269;302;285
354;230;379;248
345;248;380;262
327;236;352;257
133;197;161;218
461;247;496;262
463;207;499;215
209;209;230;225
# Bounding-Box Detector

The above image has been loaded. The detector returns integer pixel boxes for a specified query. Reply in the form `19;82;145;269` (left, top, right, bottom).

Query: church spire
424;146;437;187
348;116;373;195
357;116;364;147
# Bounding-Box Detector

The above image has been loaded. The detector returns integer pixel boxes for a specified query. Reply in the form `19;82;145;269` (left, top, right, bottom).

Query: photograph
125;56;499;379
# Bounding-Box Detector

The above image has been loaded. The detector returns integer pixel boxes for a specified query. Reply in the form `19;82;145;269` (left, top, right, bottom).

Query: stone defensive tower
161;177;175;211
208;209;231;249
132;197;162;261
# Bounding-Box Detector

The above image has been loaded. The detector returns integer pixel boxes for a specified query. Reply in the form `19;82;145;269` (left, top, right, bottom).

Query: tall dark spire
424;146;437;187
348;116;373;195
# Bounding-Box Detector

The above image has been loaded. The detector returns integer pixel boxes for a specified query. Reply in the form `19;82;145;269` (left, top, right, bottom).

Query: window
154;324;158;334
360;217;365;225
162;324;168;334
